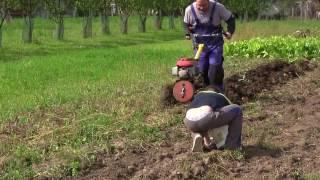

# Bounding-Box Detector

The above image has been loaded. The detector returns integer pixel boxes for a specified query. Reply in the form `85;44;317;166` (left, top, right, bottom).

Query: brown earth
225;60;317;104
73;60;320;180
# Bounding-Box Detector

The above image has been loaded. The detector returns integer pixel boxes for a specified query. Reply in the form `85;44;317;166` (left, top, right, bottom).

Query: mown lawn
0;17;319;178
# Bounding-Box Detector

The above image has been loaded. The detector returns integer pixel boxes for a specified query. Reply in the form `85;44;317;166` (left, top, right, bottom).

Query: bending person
184;85;242;152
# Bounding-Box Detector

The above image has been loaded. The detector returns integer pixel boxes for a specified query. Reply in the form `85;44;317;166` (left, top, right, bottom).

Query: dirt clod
127;165;135;174
160;83;177;107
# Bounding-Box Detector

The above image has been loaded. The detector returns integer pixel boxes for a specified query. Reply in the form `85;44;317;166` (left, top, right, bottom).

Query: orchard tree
248;0;271;20
15;0;42;43
242;0;255;20
242;0;270;20
152;0;165;30
165;0;180;29
133;0;152;33
0;0;12;47
115;0;134;34
277;0;297;17
178;0;192;28
256;0;272;19
45;0;74;40
178;0;191;16
222;0;271;20
75;0;99;38
221;0;246;19
98;0;112;35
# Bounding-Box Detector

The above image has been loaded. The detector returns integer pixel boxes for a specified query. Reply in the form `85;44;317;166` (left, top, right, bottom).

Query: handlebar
194;44;205;60
186;32;231;47
192;33;223;38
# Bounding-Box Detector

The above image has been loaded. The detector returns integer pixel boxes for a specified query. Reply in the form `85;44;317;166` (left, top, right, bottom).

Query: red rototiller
171;44;205;103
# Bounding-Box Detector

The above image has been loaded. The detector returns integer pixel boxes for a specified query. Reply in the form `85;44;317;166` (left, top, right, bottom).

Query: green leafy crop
225;36;320;62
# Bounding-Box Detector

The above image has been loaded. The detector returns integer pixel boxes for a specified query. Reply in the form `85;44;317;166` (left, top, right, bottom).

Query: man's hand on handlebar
185;32;233;40
223;32;232;40
185;33;191;40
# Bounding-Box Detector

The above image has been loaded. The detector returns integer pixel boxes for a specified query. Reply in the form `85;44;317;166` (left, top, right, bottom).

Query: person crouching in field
184;85;243;152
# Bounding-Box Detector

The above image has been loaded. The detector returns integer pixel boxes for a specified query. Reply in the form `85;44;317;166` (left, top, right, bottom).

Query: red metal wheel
172;80;194;103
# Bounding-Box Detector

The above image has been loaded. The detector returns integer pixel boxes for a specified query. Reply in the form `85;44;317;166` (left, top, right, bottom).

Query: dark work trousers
184;104;243;149
189;1;225;90
196;45;225;91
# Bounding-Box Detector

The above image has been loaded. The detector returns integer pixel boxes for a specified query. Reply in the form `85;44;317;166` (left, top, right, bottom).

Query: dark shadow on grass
243;144;283;159
0;47;52;63
0;31;184;63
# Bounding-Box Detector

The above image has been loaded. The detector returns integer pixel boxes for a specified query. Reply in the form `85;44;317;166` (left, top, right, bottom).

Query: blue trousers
196;44;224;90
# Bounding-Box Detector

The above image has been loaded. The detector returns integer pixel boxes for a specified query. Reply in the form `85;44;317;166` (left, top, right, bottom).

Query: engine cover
176;66;199;79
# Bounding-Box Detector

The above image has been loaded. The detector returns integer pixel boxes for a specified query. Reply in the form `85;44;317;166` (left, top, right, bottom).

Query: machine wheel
172;80;194;103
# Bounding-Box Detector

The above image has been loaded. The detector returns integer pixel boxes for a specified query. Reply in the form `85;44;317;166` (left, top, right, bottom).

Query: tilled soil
75;60;319;180
162;60;317;106
225;60;317;104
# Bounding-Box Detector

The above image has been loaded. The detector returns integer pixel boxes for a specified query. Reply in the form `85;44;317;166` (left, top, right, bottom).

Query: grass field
0;17;319;178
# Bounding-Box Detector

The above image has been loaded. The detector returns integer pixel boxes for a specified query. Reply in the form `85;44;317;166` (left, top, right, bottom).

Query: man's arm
184;22;194;39
217;3;236;39
184;6;193;39
224;14;235;39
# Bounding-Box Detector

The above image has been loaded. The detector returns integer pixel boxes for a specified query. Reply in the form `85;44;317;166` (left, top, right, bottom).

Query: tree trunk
154;10;162;30
22;16;33;43
138;15;147;33
180;16;185;29
54;17;64;40
169;13;175;30
120;15;129;34
304;2;307;19
244;10;249;21
300;2;303;19
257;12;261;20
0;27;2;48
5;13;12;23
239;14;244;22
83;10;93;38
179;9;184;17
41;8;49;19
73;7;78;18
291;7;294;17
101;13;110;35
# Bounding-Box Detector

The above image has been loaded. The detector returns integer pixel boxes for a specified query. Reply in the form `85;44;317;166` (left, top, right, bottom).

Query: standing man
184;0;235;91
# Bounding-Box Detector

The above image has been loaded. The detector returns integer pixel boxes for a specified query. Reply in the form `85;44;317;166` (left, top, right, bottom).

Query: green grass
0;17;320;178
232;19;320;40
304;173;320;180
